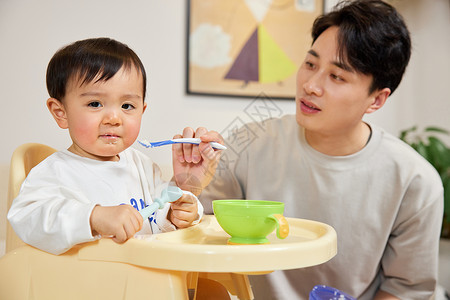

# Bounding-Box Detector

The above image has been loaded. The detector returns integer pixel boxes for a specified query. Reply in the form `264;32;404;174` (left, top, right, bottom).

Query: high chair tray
78;215;337;273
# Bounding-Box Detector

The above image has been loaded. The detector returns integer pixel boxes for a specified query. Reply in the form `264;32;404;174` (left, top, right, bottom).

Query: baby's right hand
89;205;143;243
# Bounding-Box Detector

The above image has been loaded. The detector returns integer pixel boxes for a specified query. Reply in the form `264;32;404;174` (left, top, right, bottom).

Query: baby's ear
47;98;68;129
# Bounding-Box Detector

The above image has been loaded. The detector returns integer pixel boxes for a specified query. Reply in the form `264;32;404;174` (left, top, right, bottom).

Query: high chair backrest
6;143;57;253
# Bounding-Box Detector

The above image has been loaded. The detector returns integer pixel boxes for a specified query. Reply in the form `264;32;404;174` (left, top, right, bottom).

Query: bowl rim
213;199;284;207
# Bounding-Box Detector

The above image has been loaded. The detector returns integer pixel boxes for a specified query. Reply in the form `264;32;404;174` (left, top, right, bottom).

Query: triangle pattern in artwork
224;28;259;82
258;24;297;83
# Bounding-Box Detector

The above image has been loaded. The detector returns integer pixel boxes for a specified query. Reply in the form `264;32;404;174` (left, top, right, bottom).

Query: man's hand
172;127;224;196
169;193;199;228
89;205;143;243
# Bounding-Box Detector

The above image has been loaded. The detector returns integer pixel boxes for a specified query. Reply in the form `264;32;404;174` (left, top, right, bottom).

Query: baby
8;37;223;255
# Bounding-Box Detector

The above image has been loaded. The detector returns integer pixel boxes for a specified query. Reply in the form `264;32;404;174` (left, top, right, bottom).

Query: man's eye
88;101;102;108
331;74;344;82
305;61;314;69
122;103;135;110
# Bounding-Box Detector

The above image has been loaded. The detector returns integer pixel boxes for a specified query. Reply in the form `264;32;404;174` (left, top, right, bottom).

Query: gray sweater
200;115;443;299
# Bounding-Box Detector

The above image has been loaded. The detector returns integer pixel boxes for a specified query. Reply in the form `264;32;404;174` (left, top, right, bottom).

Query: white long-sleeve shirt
8;147;203;255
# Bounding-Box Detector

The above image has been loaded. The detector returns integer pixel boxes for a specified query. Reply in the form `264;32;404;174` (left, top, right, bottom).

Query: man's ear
142;102;147;114
365;88;391;114
47;98;68;129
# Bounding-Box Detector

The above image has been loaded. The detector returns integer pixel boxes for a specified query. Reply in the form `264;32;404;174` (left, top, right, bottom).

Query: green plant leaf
415;141;430;162
428;136;450;171
399;125;450;226
409;142;419;151
443;174;450;223
441;150;450;174
425;127;450;135
400;126;417;141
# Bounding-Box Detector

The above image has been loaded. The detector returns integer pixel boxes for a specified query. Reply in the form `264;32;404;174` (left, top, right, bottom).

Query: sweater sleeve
379;172;443;299
7;170;98;255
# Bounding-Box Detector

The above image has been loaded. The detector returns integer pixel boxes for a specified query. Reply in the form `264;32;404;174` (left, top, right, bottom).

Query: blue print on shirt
128;198;157;225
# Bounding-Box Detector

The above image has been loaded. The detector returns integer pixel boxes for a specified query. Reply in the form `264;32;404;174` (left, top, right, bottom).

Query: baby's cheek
69;119;97;143
125;121;142;143
77;124;97;141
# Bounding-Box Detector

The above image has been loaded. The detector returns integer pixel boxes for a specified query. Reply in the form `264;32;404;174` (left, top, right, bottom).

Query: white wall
0;0;449;166
0;0;449;253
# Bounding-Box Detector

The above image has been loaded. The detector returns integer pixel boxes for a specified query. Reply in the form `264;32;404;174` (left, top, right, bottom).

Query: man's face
295;26;379;137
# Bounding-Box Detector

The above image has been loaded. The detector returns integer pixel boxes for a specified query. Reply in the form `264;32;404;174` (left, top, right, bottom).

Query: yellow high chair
0;143;337;300
5;143;57;253
0;143;252;300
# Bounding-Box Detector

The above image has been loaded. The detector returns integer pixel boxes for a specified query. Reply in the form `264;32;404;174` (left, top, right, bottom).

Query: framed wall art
186;0;325;100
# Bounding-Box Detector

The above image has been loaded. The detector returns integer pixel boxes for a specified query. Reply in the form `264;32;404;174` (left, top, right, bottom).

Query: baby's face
62;66;146;161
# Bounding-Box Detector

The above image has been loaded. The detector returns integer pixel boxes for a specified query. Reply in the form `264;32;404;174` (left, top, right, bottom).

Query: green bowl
213;200;289;245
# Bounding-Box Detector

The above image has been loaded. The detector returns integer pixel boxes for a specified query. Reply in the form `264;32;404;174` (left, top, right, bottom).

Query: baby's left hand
169;193;199;228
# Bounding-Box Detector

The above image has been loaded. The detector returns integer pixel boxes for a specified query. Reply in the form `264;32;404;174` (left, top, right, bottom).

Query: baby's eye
88;101;102;108
122;103;135;110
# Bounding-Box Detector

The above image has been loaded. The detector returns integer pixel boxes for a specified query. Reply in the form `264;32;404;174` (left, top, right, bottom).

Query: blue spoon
138;138;226;150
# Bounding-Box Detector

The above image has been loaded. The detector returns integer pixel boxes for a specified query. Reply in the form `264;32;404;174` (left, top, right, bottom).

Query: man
175;0;443;299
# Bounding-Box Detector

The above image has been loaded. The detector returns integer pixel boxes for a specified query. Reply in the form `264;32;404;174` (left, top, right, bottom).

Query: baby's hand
169;193;199;228
90;205;143;243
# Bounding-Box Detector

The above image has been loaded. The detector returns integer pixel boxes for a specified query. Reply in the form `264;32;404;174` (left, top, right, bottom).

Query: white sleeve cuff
154;203;176;232
153;190;204;232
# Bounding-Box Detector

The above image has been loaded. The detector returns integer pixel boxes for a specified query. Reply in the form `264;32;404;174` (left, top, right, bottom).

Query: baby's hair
46;37;146;101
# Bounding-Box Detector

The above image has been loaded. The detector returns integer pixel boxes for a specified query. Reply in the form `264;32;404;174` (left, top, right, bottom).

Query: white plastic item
139;186;183;219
